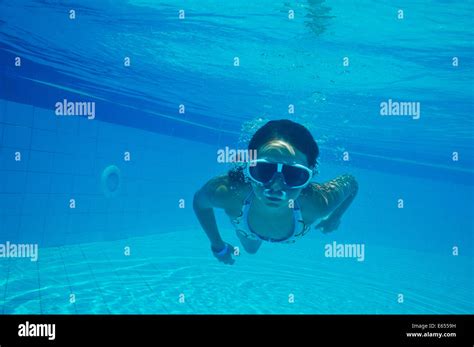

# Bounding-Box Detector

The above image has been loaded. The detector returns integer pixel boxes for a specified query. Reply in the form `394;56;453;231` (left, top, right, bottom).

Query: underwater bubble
312;91;327;103
238;117;269;146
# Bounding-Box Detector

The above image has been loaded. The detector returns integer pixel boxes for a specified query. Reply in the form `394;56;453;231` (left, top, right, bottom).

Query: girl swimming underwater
193;119;358;264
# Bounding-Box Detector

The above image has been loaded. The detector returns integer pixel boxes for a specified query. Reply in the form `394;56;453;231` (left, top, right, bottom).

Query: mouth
263;189;286;202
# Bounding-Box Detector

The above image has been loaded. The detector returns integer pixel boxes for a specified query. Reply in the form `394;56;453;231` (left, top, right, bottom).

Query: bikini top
230;191;317;244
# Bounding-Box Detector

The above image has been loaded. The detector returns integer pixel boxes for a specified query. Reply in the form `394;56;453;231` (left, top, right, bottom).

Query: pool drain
101;165;121;197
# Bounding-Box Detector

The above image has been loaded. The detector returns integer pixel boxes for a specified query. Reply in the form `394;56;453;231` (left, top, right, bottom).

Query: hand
315;216;341;234
211;242;236;265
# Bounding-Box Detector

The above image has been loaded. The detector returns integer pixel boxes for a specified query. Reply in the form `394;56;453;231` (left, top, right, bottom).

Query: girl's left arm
304;174;359;232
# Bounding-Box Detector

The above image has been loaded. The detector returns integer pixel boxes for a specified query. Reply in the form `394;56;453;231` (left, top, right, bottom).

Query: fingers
316;225;330;233
315;225;324;233
214;253;234;265
225;252;235;265
213;242;236;265
220;256;234;265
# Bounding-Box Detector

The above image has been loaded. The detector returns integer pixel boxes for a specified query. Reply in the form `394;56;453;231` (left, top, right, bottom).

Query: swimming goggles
245;159;313;189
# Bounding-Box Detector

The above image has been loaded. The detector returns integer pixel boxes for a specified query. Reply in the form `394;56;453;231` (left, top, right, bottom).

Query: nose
267;173;285;190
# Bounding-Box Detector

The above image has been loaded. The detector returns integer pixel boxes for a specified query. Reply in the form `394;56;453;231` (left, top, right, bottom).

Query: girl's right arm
193;176;236;264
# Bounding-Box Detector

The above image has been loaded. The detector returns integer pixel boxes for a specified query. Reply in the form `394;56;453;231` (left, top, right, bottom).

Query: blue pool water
0;0;473;314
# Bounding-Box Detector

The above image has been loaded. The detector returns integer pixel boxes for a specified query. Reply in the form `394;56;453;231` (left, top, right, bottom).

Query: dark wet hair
228;119;319;183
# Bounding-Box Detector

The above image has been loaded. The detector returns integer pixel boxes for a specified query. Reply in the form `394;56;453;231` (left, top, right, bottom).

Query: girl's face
250;140;310;209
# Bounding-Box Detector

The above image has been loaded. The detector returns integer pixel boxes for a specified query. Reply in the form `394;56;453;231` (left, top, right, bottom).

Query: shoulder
196;174;251;209
298;174;358;219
